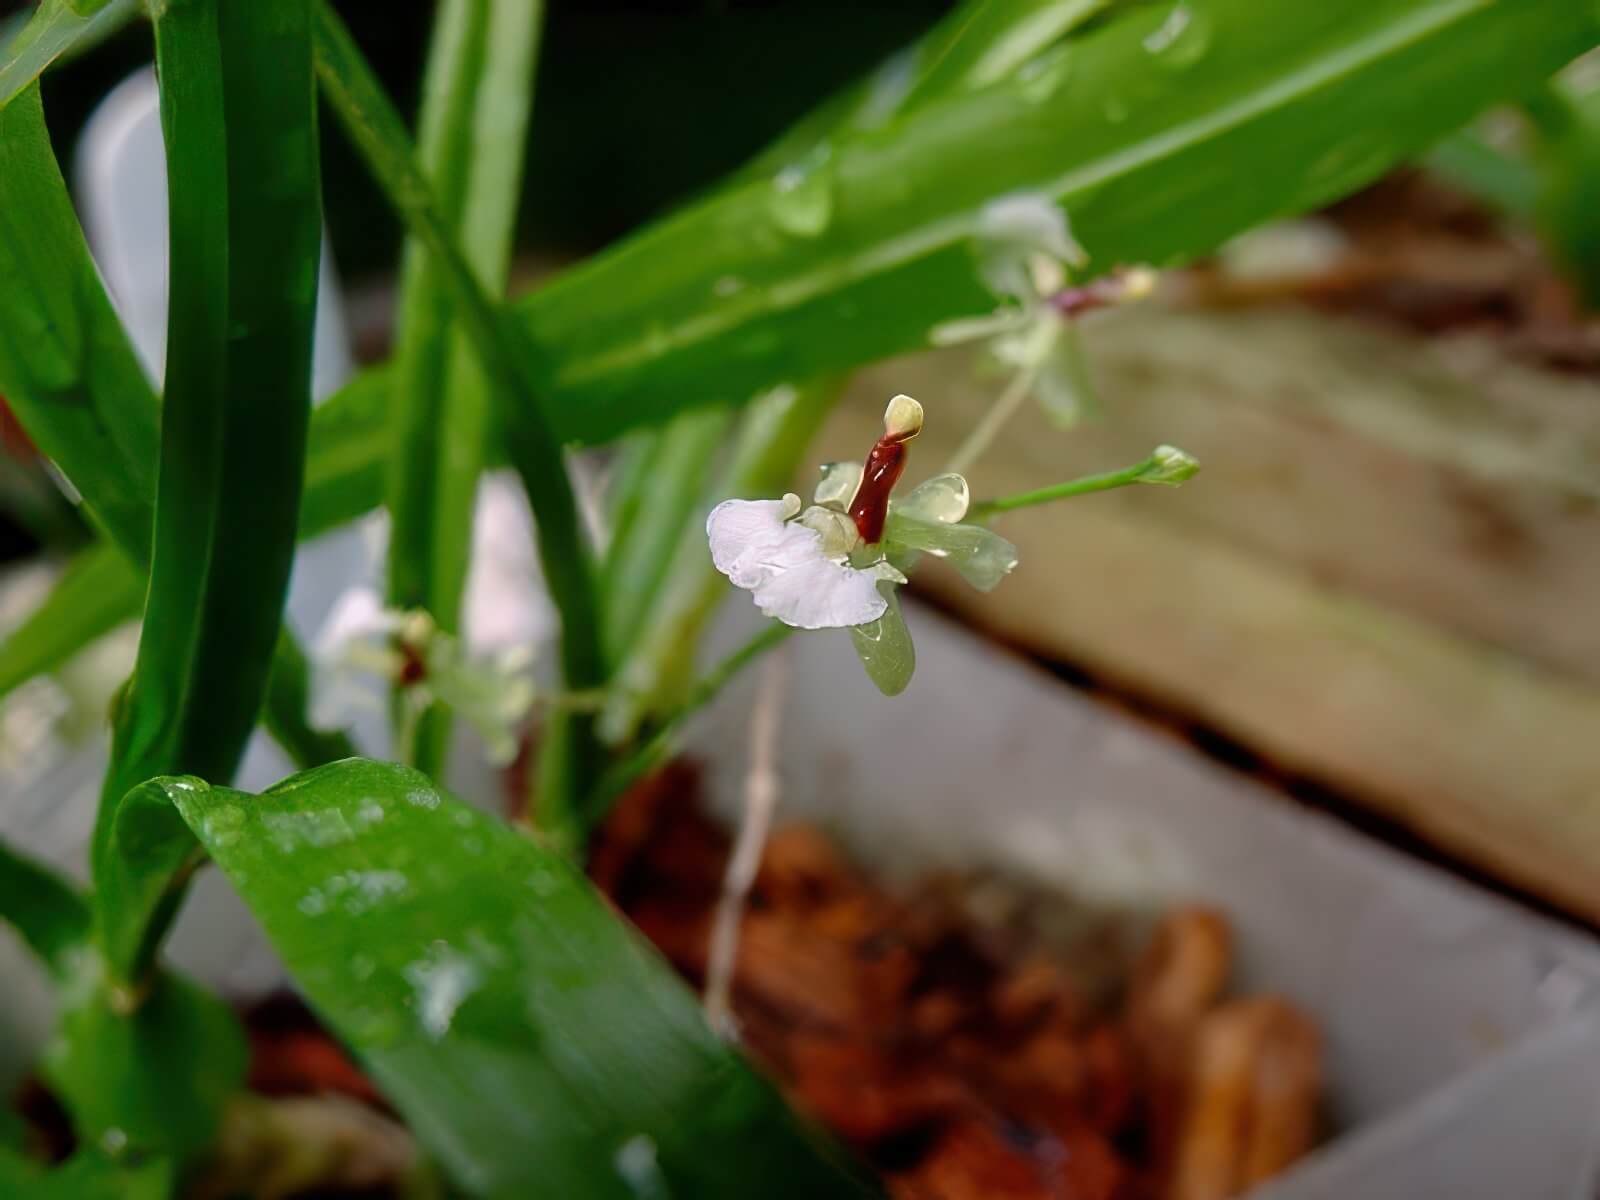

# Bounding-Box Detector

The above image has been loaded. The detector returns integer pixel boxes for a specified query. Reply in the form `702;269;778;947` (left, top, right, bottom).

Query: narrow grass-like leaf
0;83;159;561
0;835;89;976
388;0;543;777
314;3;604;818
161;760;875;1198
0;71;339;775
263;629;358;768
98;0;322;955
601;403;732;660
0;0;141;111
600;379;841;749
0;545;140;700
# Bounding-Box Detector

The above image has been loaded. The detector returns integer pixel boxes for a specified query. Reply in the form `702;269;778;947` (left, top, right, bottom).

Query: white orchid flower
308;474;548;764
932;192;1156;429
706;493;907;630
707;394;1018;703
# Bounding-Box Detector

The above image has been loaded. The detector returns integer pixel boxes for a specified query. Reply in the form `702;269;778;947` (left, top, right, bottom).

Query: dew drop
1102;95;1129;124
100;1127;128;1156
1143;4;1209;68
769;144;835;238
404;943;480;1040
712;274;745;298
614;1134;671;1200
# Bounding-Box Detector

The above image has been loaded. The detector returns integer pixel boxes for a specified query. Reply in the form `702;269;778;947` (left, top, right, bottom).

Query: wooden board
816;304;1600;917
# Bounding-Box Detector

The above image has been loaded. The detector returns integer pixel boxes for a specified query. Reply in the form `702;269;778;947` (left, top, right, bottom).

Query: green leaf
0;0;141;112
0;545;141;701
0;83;160;561
100;0;323;859
0;76;349;773
42;958;246;1159
163;760;874;1198
0;1149;174;1200
0;834;89;976
95;778;204;983
600;379;841;746
601;403;733;660
1525;81;1600;306
387;0;544;777
487;0;1596;445
314;3;605;815
849;585;915;697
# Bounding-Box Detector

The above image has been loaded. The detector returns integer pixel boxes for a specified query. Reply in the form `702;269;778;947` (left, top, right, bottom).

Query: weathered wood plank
818;305;1600;915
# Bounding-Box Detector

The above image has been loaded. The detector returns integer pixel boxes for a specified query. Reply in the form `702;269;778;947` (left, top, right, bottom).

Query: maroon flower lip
847;426;913;546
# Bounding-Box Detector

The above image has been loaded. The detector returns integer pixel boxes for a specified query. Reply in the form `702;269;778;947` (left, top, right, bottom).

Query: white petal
314;586;398;659
751;557;889;630
706;496;811;588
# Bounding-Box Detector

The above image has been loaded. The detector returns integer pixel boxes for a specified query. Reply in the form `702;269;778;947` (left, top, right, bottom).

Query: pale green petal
1034;322;1098;429
848;585;915;697
812;461;863;511
894;472;970;524
884;513;1018;591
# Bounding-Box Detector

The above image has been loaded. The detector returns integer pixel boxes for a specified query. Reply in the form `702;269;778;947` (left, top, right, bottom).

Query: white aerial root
703;644;790;1037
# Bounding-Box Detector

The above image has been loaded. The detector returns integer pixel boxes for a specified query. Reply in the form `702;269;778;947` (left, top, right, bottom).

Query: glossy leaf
100;0;323;852
848;585;915;697
95;778;204;983
0;0;141;111
387;0;543;776
484;0;1595;445
0;834;89;977
42;959;246;1159
0;83;160;561
0;67;338;777
161;761;874;1198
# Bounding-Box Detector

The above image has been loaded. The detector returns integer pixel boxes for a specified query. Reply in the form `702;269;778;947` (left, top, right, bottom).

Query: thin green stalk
313;3;603;828
586;621;794;829
601;404;733;662
943;361;1041;477
970;448;1195;518
97;0;322;982
387;0;543;778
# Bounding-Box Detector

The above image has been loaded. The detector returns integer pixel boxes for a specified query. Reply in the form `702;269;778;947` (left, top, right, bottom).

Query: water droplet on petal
769;144;835;237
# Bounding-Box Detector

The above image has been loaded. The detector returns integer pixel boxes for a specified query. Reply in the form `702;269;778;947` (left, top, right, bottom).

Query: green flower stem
313;3;604;822
585;621;795;831
970;449;1195;519
943;359;1043;477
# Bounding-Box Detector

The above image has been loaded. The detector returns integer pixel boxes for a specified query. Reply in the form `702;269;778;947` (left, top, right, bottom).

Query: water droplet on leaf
769;144;835;237
1143;4;1209;67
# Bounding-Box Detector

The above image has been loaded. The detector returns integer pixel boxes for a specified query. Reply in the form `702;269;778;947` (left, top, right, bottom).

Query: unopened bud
1144;444;1199;485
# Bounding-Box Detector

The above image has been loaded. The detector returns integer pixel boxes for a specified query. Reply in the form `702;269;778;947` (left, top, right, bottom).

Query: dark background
12;1;951;282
